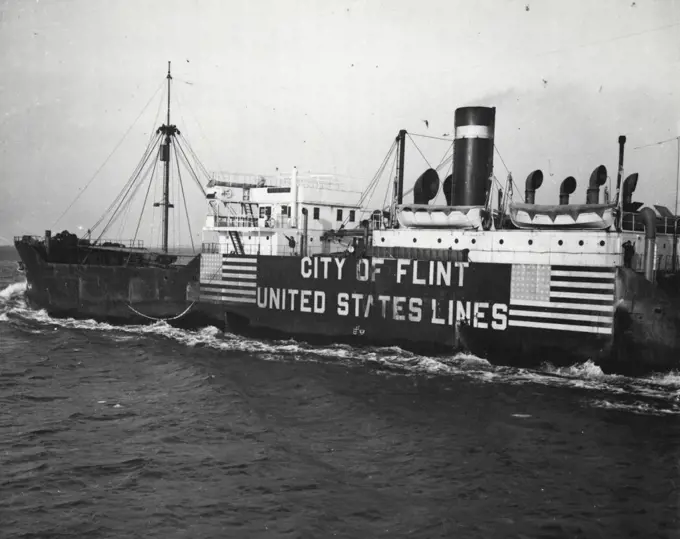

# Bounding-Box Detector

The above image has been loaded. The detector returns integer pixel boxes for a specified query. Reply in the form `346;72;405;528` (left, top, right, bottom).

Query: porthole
454;238;459;244
381;237;385;243
413;238;417;243
471;239;476;244
600;240;605;247
499;239;504;245
266;236;270;240
558;240;563;246
528;239;533;246
579;240;584;246
437;238;442;243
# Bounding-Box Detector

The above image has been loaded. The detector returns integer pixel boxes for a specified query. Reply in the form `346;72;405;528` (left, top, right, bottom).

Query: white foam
0;281;27;301
2;276;679;416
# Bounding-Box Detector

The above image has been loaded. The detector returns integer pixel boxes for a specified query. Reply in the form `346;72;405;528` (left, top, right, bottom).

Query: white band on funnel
455;125;492;139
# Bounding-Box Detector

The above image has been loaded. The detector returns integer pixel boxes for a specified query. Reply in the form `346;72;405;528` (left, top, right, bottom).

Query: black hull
14;238;203;327
195;254;647;373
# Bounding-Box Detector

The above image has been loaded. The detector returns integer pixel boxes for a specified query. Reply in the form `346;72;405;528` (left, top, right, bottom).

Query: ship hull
198;253;628;372
15;239;204;327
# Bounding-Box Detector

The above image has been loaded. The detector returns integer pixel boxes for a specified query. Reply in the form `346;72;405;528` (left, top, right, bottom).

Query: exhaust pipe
621;173;639;209
587;165;607;204
524;170;543;204
559;176;577;205
640;207;657;282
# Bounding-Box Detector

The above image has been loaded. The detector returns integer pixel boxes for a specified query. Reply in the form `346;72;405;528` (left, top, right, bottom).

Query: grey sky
1;0;679;247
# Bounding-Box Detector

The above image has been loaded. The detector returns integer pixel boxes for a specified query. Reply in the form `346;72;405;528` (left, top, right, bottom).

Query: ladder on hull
228;230;245;255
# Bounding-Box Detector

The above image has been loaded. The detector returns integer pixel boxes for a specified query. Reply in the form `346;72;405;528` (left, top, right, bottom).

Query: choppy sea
1;260;679;538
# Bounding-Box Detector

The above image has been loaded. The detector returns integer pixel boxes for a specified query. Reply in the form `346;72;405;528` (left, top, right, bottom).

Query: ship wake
1;281;678;416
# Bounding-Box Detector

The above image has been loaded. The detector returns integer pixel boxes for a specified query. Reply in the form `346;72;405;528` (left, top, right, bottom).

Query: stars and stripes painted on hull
199;254;257;304
508;264;615;335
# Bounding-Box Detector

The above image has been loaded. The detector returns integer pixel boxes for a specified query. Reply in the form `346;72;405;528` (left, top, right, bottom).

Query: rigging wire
173;138;196;253
88;132;163;234
406;133;433;169
409;132;453;143
128;147;161;261
92;134;163;241
494;143;524;203
54;80;165;228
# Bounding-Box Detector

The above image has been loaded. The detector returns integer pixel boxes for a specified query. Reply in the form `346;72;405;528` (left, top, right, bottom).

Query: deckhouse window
259;206;271;218
336;209;343;221
349;210;355;222
313;207;320;220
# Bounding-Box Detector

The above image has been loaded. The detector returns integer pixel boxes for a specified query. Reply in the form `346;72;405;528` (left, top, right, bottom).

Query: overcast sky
1;0;679;247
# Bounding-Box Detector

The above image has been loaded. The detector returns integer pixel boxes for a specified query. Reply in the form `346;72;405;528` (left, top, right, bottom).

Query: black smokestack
452;106;495;206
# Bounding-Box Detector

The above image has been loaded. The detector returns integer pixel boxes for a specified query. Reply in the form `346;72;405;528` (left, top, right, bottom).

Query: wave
1;280;678;415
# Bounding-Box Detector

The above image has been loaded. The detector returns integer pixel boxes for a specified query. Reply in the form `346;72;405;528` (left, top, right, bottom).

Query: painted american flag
199;254;258;304
508;264;615;335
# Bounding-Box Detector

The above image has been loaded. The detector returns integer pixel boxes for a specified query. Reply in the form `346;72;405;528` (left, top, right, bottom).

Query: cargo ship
195;106;680;375
14;63;204;324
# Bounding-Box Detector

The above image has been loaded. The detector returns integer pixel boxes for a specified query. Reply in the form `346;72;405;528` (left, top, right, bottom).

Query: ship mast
156;61;177;253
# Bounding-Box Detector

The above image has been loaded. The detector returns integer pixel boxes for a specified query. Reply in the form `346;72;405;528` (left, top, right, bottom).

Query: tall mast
157;61;176;253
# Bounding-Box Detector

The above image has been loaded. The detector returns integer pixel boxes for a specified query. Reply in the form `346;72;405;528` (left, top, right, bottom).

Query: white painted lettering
301;257;312;278
270;288;281;309
436;261;451;287
413;261;426;285
396;259;409;284
492;303;508;330
356;259;370;282
431;299;446;325
337;293;349;316
408;297;422;322
314;291;326;313
474;302;488;329
378;295;391;318
351;293;363;317
428;261;435;286
288;289;299;310
334;258;346;280
455;261;470;287
321;257;331;279
393;296;406;321
448;299;454;326
371;258;385;282
300;290;312;313
257;287;267;308
363;295;374;318
456;301;471;324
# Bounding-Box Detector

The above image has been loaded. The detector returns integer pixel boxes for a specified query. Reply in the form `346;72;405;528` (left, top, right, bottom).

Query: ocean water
0;260;678;538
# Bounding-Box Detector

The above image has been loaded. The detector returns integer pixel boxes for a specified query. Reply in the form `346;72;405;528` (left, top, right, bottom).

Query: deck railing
622;212;679;235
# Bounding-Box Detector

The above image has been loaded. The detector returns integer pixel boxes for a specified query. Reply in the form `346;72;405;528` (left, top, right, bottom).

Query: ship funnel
413;168;440;205
586;165;607;204
559;176;577;205
452;106;495;206
622;173;639;210
524;170;543;204
443;174;454;205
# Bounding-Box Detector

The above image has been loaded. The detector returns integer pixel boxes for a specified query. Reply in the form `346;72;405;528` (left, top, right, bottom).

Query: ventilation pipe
621;173;639;210
614;135;626;204
291;166;298;228
443;174;454;206
45;230;52;256
301;207;308;256
413;169;440;205
524;170;543;204
586;165;607;204
640;207;657;282
559;176;577;205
